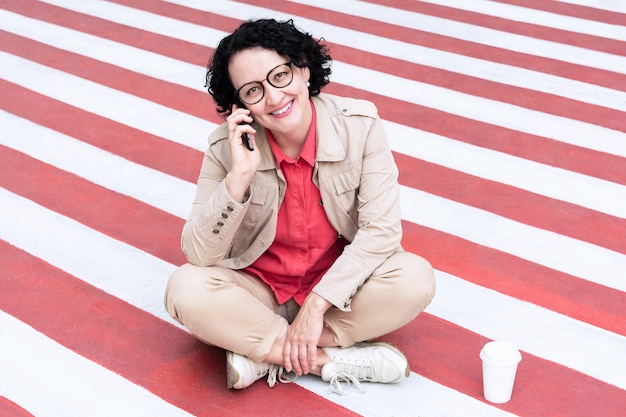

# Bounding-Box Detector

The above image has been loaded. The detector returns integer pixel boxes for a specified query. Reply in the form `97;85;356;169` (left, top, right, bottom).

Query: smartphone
239;122;254;151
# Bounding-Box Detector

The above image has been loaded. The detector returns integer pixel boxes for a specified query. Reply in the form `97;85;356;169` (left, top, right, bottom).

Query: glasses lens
236;63;294;105
238;82;264;105
267;64;293;89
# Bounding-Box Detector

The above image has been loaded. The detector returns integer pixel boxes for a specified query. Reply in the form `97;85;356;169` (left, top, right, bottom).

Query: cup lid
480;341;522;365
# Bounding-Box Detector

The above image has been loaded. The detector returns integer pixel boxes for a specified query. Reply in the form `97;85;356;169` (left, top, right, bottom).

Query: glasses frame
235;62;294;105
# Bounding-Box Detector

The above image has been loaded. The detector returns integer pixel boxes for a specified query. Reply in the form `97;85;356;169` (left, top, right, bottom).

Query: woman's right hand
225;105;261;201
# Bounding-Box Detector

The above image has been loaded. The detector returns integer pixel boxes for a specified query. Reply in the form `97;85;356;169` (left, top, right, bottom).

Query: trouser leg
324;251;436;347
164;263;291;362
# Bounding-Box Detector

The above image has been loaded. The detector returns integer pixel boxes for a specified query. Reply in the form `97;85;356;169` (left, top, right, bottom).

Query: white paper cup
480;341;522;403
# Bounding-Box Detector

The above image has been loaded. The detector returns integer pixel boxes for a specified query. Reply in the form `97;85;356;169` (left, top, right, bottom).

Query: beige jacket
181;93;403;311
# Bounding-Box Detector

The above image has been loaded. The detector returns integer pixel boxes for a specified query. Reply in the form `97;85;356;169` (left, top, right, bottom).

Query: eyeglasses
235;62;293;105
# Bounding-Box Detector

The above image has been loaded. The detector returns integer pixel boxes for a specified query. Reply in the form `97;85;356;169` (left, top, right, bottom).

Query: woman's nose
263;83;283;105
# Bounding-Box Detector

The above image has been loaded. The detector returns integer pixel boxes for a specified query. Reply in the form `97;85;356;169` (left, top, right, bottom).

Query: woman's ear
301;65;311;85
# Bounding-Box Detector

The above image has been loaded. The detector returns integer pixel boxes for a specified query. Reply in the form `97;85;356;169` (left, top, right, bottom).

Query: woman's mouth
271;101;293;116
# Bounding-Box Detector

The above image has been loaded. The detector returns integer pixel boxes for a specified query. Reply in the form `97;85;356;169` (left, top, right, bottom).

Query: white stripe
557;0;626;13
0;110;194;219
4;48;623;220
0;311;193;417
384;121;626;219
0;192;510;417
400;185;626;292
5;45;623;164
38;0;230;48
7;8;626;159
0;9;208;92
2;1;625;414
3;108;624;291
3;58;624;288
28;0;626;115
0;52;212;152
0;187;622;394
332;61;626;159
387;0;626;41
30;0;623;160
0;188;175;323
3;105;624;290
297;373;519;417
427;271;626;390
2;96;623;227
168;0;626;109
284;0;626;74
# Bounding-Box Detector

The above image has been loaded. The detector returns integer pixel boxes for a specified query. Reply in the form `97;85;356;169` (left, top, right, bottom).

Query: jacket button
227;205;234;211
212;229;220;234
217;220;224;226
221;212;228;218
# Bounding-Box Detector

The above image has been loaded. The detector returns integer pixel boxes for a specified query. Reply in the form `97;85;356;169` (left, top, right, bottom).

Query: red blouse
244;104;347;305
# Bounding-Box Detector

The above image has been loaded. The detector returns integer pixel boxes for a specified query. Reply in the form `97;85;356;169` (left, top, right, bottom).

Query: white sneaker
226;351;293;389
321;342;410;394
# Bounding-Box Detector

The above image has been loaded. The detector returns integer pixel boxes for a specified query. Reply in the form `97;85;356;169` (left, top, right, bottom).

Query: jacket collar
312;94;346;163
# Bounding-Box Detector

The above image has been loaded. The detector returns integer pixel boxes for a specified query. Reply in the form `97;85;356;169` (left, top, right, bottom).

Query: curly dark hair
205;18;332;117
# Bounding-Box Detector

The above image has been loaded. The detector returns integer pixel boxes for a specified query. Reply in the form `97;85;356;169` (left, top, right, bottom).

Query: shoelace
328;371;365;395
266;364;296;388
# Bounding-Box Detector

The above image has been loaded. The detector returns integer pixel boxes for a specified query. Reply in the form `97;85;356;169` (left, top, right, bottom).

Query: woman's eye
246;85;260;97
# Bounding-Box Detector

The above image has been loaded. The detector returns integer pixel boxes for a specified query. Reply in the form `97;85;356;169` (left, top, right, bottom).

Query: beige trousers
164;251;435;363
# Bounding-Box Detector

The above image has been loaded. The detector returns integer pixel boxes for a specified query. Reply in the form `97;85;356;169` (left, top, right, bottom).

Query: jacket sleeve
180;133;250;266
313;112;403;311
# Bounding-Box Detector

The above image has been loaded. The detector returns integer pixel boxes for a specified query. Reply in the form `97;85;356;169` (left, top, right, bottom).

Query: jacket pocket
242;187;269;227
331;170;359;215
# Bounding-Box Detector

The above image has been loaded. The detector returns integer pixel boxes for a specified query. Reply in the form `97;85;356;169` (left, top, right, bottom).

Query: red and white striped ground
1;1;625;416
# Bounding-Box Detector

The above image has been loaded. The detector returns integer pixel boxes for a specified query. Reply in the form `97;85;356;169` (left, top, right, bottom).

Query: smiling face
229;47;312;143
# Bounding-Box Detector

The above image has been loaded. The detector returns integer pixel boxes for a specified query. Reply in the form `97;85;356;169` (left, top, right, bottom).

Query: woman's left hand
283;293;331;375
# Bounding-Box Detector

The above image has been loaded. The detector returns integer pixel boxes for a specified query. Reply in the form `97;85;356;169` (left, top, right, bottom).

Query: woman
165;18;435;393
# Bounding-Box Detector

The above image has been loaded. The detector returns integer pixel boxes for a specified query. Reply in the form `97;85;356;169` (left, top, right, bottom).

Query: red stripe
0;136;621;336
1;0;211;67
78;0;626;97
0;397;35;417
2;59;623;335
3;73;624;268
4;75;624;259
2;1;625;416
0;144;187;267
229;0;626;92
2;35;624;193
328;83;626;186
3;1;624;187
395;153;626;255
6;17;620;334
0;31;218;124
0;242;361;417
385;315;626;417
328;43;626;134
401;221;626;337
495;0;626;26
2;241;624;417
365;0;626;56
0;80;201;183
